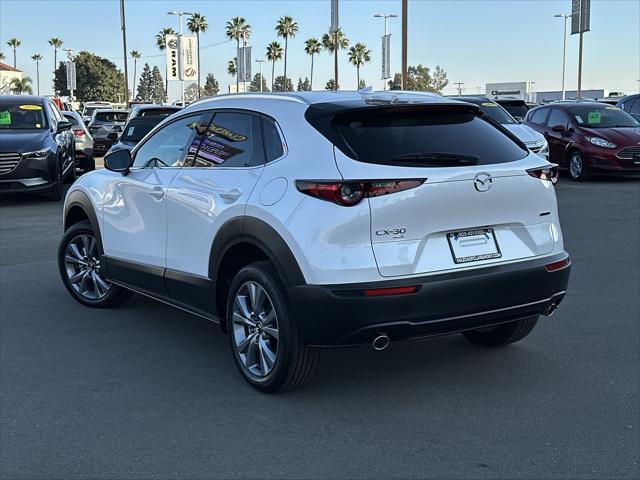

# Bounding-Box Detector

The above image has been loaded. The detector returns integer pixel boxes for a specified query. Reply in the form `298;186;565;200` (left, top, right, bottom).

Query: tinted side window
629;99;640;114
187;111;264;168
63;113;80;126
548;108;570;129
132;113;209;168
529;108;549;126
262;116;285;162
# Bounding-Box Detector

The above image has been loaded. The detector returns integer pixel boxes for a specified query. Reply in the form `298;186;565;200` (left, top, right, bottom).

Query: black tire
568;151;589;181
58;220;132;308
226;261;320;393
461;316;539;347
44;163;63;201
83;155;96;173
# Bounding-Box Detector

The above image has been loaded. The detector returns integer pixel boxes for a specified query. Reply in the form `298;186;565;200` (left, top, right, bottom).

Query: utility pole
554;13;570;100
330;0;339;91
255;59;266;92
454;82;464;97
120;0;129;107
577;31;584;98
401;0;408;90
374;13;397;90
334;30;339;91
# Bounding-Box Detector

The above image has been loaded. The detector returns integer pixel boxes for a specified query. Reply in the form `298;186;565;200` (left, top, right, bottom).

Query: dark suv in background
616;94;640;122
87;109;129;156
524;102;640;180
0;95;74;200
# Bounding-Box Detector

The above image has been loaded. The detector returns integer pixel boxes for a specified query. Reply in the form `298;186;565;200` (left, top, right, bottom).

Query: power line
104;38;231;61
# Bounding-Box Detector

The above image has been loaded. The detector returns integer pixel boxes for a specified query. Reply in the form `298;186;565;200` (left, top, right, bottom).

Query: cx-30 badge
474;173;493;192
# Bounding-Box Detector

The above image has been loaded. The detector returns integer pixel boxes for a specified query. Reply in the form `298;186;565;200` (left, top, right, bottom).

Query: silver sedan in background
61;111;94;173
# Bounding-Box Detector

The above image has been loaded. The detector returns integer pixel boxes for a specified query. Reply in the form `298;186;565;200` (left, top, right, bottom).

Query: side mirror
514;116;523;123
104;148;131;175
551;124;566;134
107;132;119;141
56;120;72;133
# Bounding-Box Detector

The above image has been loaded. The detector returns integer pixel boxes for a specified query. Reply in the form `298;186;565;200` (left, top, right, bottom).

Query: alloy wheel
232;281;280;378
569;155;583;179
64;234;111;300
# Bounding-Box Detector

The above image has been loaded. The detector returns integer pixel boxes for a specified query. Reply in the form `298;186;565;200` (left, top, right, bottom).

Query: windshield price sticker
19;104;42;111
587;111;602;124
0;111;10;125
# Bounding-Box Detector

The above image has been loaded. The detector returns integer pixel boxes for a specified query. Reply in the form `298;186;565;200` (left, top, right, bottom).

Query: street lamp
255;59;266;92
167;10;194;105
374;13;397;90
554;13;570;100
527;81;536;103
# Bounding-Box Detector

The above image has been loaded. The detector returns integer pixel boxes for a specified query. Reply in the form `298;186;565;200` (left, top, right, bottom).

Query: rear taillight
527;165;558;185
296;179;426;206
73;129;85;138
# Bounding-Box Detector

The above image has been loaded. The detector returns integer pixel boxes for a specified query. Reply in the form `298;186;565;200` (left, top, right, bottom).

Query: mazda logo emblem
474;173;493;192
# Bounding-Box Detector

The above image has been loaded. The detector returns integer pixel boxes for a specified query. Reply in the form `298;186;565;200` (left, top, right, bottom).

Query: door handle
149;186;165;199
219;188;242;201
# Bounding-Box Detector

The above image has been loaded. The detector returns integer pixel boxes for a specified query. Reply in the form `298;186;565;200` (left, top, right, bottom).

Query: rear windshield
138;108;179;118
94;111;129;123
326;109;528;167
565;105;639;128
0;102;47;130
121;118;163;142
499;102;529;119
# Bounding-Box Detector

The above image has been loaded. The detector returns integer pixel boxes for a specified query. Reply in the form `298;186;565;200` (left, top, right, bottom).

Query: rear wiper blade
392;153;479;166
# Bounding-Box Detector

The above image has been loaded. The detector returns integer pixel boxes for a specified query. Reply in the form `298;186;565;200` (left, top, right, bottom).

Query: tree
185;83;205;102
266;41;283;92
227;57;237;78
11;77;32;94
156;27;176;95
297;77;310;92
325;79;339;91
275;16;298;91
54;51;124;102
187;13;208;97
150;66;166;102
135;63;152;101
272;75;293;93
31;54;43;95
0;52;5;61
322;28;349;90
388;64;449;93
249;73;269;92
6;38;21;68
130;50;141;100
203;73;219;96
304;38;321;90
225;17;251;93
48;38;63;92
348;43;371;88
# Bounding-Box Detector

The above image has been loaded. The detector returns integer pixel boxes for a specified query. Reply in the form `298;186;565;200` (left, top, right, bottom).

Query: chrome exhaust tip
372;334;390;351
545;303;558;316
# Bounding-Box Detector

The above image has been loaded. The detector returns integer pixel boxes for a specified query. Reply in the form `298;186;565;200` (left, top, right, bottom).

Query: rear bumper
288;252;571;347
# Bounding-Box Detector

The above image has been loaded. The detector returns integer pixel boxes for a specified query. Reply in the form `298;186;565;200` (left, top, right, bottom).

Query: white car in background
58;91;570;392
457;96;549;159
81;101;113;124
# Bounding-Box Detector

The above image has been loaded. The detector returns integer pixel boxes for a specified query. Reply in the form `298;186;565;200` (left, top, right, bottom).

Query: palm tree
304;38;321;91
227;58;237;79
187;13;208;97
348;43;371;88
225;17;251;93
6;38;21;68
0;52;5;61
31;54;43;95
266;41;283;92
11;76;32;94
130;50;141;100
322;29;349;90
156;27;176;98
48;38;63;83
275;16;298;91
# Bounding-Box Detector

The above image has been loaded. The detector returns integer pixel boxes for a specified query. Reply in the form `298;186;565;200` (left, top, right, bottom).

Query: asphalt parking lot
1;176;638;479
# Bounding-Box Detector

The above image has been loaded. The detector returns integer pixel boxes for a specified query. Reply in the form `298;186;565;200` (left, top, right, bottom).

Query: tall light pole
554;13;570;100
374;13;397;90
255;59;266;92
527;81;536;102
454;82;464;97
120;0;129;107
401;0;408;90
168;10;193;105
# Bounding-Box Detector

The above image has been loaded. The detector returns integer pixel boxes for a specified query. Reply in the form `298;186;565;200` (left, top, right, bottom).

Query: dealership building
485;81;616;104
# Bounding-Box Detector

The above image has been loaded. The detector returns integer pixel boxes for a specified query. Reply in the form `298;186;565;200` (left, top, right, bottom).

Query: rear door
329;106;558;277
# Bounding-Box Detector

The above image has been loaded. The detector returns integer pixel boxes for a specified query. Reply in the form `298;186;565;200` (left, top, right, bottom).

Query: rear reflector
296;179;426;206
545;257;571;272
363;286;418;297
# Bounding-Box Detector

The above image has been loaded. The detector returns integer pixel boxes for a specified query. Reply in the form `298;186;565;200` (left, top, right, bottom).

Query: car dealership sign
165;34;179;81
181;35;198;81
485;82;528;100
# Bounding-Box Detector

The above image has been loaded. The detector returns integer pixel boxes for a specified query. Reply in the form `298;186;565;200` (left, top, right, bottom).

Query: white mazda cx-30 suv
58;91;571;392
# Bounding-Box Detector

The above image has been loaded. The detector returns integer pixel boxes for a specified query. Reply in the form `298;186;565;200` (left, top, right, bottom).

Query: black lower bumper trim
288;253;571;347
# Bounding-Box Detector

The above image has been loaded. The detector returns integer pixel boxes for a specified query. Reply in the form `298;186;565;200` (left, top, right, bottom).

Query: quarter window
629;99;640;115
132;113;210;168
529;108;549;126
185;111;264;168
262;116;285;162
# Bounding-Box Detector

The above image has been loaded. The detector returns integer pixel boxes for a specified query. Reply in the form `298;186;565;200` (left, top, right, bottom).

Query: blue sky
1;0;638;100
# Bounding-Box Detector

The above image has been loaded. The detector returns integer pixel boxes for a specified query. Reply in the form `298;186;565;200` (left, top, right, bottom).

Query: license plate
447;228;502;264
